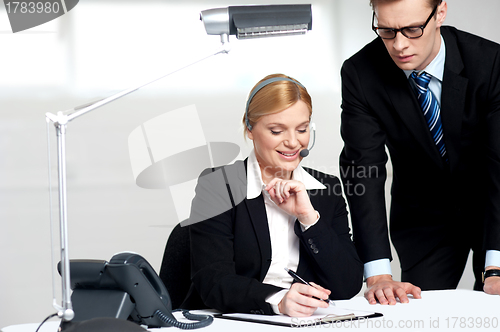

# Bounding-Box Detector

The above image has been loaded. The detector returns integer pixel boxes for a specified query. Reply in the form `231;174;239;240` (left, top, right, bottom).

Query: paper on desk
221;304;377;326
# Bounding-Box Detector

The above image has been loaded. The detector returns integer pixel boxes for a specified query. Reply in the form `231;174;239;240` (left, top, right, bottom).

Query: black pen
284;267;335;306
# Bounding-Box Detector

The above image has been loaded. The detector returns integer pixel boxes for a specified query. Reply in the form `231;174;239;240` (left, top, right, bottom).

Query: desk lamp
45;4;312;330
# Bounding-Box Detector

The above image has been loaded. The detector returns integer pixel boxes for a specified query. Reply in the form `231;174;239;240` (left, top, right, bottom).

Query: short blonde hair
243;73;312;132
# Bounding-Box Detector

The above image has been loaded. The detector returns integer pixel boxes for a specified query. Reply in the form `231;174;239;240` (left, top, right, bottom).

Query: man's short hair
370;0;442;10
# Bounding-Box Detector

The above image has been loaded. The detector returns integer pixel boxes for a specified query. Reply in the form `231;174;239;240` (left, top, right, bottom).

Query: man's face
374;0;447;71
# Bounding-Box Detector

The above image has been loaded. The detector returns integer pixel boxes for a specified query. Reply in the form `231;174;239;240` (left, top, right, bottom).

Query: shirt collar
404;35;446;81
247;149;326;199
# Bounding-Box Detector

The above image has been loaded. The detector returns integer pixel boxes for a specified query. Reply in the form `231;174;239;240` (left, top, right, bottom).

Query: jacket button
310;244;317;250
308;238;314;244
313;248;319;254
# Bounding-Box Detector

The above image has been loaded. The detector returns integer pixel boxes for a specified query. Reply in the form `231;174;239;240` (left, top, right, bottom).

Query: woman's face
248;100;310;182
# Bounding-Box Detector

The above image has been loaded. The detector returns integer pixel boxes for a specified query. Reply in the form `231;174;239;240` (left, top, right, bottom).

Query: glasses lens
402;27;423;38
377;28;395;39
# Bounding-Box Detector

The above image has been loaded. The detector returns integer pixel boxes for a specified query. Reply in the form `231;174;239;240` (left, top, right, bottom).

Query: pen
284;267;335;306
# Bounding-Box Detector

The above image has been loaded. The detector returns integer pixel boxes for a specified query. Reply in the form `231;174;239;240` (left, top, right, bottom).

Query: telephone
58;252;213;330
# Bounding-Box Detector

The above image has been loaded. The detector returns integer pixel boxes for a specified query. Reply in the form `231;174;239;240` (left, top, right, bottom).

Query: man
340;0;500;305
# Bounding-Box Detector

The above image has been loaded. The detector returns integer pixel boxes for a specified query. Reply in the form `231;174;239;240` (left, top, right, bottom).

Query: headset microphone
300;123;316;157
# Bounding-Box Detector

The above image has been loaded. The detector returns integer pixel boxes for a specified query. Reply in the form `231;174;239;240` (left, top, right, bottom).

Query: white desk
3;290;499;331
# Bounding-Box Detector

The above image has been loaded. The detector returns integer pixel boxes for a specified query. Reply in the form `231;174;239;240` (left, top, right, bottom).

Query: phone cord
155;309;214;329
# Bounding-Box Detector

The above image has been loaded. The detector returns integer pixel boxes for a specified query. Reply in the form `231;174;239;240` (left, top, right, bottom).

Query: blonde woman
182;74;363;317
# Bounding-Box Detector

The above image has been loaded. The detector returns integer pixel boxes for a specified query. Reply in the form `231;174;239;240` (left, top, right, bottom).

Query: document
216;304;382;327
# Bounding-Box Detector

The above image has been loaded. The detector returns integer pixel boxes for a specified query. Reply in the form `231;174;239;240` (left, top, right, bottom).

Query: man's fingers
405;283;422;299
364;290;377;305
382;287;397;305
364;277;423;306
374;288;388;305
394;286;409;304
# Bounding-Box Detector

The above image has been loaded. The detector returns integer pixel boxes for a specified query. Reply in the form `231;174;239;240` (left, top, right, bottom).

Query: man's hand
365;274;421;305
483;266;500;295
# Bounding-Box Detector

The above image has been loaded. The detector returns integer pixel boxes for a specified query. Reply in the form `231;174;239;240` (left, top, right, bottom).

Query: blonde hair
243;73;312;133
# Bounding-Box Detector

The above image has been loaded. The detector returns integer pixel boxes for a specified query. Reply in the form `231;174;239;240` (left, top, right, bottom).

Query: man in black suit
340;0;500;305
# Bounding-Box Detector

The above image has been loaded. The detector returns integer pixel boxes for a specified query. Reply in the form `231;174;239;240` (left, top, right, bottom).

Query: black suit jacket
181;160;363;314
340;26;500;270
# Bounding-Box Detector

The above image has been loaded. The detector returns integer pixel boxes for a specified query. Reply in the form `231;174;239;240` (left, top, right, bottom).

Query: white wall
1;0;499;328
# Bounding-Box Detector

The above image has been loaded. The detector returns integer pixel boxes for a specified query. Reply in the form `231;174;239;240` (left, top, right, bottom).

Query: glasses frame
372;5;438;40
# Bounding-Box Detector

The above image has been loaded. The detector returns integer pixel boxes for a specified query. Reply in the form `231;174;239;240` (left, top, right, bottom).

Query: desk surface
3;290;499;331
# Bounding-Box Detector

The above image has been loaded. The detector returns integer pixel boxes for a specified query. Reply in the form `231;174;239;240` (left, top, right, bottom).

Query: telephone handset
60;252;213;329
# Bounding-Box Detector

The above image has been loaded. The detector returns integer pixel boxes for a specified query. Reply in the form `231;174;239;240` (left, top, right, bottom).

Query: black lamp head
201;4;312;40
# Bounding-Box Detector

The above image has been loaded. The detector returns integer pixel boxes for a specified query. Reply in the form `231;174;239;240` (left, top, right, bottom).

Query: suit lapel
441;28;467;173
384;66;446;168
244;196;272;281
242;160;272;281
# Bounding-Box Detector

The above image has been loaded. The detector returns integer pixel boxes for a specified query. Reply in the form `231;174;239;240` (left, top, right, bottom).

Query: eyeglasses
372;5;438;39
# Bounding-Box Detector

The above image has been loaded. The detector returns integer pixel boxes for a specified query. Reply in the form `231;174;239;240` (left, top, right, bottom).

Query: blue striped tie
410;71;448;162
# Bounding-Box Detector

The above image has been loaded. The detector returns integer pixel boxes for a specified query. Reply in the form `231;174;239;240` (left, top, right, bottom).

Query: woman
181;74;363;317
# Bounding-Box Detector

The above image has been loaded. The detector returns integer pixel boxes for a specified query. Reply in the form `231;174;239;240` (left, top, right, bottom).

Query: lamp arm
66;41;230;122
47;40;230;125
45;38;229;321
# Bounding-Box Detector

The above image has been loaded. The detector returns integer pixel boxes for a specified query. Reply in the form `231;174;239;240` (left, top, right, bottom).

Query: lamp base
67;288;135;322
60;317;146;332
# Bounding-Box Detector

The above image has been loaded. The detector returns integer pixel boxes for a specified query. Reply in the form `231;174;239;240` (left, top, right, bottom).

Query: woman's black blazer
181;159;363;314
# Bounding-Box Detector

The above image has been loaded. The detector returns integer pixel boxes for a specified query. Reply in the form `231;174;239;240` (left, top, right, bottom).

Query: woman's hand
265;178;317;225
278;282;331;317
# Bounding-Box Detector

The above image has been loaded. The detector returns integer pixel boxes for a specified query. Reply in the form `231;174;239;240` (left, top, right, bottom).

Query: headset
244;77;316;157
